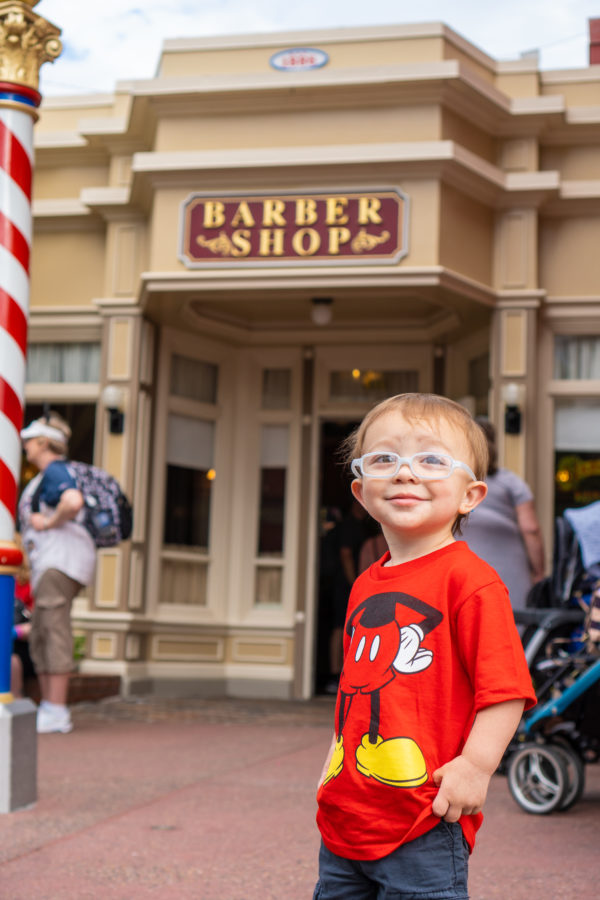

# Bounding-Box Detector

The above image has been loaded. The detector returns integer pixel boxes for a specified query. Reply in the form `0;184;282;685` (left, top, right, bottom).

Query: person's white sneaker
36;704;73;734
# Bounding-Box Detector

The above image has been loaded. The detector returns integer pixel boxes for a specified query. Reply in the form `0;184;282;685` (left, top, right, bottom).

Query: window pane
329;369;418;403
170;354;218;403
255;566;282;605
257;425;288;555
26;343;100;383
164;414;214;548
261;368;291;410
554;337;600;380
554;398;600;515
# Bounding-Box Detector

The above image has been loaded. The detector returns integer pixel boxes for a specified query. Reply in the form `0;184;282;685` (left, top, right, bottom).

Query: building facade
27;23;600;698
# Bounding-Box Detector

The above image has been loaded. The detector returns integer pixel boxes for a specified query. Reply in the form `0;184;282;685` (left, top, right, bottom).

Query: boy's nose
394;462;416;481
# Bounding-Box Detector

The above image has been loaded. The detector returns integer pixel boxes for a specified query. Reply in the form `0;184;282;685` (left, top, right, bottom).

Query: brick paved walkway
1;695;598;899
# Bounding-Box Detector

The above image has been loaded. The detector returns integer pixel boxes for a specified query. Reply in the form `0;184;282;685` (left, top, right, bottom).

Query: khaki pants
29;569;83;674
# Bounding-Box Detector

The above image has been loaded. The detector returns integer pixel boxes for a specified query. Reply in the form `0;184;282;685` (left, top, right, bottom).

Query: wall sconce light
100;385;125;435
311;297;333;326
502;382;522;435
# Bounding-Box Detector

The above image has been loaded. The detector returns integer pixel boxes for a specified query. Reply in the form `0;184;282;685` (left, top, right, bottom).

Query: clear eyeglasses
351;451;477;482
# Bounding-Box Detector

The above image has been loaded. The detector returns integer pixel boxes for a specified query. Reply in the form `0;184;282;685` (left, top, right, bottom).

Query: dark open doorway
314;420;364;694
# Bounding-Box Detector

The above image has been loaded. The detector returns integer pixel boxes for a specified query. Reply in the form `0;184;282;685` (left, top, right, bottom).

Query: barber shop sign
179;189;409;267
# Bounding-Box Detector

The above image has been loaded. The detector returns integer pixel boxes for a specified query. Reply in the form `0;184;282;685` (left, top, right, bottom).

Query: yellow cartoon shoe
356;733;427;787
322;735;345;785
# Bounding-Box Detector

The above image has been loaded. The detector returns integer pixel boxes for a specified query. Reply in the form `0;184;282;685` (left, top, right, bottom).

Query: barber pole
0;0;61;716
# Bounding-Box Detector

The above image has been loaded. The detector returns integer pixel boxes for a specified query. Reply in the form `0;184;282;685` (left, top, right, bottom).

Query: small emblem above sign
270;47;329;71
179;189;409;269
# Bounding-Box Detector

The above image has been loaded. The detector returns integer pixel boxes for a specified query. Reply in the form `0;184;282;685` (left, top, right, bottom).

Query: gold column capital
0;0;62;92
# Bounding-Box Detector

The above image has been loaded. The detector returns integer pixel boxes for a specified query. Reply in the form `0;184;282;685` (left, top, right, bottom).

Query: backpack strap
29;476;43;514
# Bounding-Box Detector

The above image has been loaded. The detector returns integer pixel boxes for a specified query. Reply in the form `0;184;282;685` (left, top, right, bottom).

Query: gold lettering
231;202;255;228
328;227;351;254
295;199;318;226
203;201;226;228
292;228;321;256
325;197;348;225
231;229;252;256
262;199;286;226
259;228;285;256
358;197;382;224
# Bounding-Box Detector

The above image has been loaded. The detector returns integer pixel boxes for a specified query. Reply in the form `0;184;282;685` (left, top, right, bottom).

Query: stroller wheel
507;743;569;814
550;740;586;811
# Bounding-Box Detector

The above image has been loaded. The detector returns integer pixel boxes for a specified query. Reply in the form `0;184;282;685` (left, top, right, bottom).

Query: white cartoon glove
393;624;433;673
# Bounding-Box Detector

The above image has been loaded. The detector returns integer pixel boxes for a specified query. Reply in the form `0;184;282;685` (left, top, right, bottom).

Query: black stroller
506;504;600;814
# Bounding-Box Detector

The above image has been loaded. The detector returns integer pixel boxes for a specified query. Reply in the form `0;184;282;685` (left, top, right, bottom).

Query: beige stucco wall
541;145;600;179
155;104;441;152
158;34;451;78
540;76;600;105
441;109;495;163
34;165;108;199
30;230;106;307
439;185;493;285
540;216;600;296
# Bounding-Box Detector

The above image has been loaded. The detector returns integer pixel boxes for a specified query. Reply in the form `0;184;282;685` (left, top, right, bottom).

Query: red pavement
1;696;599;899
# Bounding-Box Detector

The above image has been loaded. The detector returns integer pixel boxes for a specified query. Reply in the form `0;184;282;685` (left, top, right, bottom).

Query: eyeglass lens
361;452;453;477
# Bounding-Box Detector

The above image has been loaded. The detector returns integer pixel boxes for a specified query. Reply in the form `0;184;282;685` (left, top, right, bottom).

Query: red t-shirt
316;541;536;860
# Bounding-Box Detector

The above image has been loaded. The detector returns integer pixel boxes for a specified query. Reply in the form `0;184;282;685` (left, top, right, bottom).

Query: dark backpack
30;460;133;548
68;461;133;547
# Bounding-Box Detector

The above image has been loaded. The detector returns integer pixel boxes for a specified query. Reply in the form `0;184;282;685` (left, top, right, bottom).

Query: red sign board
179;190;408;267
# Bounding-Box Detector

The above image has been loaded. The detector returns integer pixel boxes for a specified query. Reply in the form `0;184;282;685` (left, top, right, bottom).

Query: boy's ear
458;480;487;515
350;478;368;511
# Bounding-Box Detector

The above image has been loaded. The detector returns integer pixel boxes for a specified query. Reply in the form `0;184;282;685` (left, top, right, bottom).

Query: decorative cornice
0;0;61;92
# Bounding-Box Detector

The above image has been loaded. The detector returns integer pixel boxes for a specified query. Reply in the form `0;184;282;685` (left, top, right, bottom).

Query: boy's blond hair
341;393;489;535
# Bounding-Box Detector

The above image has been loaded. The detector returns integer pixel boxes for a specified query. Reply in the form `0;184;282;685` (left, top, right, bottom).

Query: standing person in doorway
461;419;545;613
18;413;96;734
325;498;369;694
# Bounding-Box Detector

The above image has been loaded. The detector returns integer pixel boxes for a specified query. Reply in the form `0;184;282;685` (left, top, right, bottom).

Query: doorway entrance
314;419;376;694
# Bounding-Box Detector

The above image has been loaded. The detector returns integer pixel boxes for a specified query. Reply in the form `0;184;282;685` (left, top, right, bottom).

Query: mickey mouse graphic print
316;541;536;861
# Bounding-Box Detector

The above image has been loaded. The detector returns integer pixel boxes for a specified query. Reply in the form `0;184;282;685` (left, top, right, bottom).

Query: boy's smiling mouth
387;492;426;504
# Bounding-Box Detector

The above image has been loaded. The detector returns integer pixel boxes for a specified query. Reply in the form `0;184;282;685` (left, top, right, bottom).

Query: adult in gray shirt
462;419;545;612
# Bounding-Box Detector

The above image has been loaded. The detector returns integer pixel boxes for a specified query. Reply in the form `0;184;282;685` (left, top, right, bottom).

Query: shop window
554;398;600;516
26;342;100;383
261;368;291;410
255;567;282;606
329;369;418;403
257;425;288;556
554;337;600;380
170;354;218;404
163;414;214;549
254;424;288;606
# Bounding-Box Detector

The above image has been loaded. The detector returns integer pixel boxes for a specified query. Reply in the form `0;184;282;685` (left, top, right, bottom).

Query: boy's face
351;411;486;545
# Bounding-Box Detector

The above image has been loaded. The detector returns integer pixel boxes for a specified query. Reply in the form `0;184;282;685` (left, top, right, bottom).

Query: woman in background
462;418;545;612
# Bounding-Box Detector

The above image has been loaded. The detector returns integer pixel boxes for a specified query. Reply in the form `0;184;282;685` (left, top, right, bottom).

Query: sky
36;1;599;97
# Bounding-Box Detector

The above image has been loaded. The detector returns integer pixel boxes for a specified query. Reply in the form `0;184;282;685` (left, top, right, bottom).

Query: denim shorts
313;821;469;900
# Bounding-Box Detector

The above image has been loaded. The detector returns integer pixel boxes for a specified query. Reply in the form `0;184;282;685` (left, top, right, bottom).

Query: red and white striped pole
0;1;61;717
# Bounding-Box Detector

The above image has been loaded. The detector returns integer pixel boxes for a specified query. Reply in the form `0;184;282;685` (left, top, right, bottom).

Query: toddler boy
314;393;535;900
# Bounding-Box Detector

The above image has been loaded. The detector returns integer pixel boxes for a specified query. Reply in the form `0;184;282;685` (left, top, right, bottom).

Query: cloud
35;0;597;96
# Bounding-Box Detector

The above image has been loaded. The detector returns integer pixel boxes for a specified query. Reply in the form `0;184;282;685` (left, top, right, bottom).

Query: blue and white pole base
0;543;36;813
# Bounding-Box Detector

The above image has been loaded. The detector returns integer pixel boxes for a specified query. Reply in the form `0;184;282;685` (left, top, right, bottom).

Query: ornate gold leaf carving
0;1;62;91
351;230;391;253
196;232;235;256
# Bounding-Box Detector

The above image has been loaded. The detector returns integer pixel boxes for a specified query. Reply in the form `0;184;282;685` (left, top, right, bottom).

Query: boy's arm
317;732;338;789
432;698;524;822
